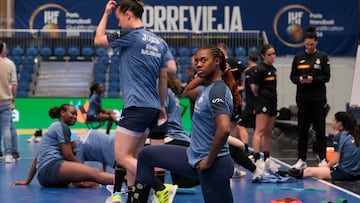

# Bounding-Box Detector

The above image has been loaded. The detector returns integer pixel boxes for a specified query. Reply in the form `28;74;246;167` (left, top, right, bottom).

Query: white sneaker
5;154;15;163
291;159;307;169
252;160;265;182
265;158;280;173
232;168;247;178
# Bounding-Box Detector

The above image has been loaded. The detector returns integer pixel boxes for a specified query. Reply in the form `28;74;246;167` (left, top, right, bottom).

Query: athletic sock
152;177;165;192
263;151;270;161
155;171;165;183
114;164;126;193
244;143;249;154
253;152;261;162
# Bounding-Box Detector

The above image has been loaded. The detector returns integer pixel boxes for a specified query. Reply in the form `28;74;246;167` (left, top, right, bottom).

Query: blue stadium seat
169;47;177;57
68;46;80;60
81;46;94;60
20;71;33;82
26;46;38;56
108;73;119;83
178;47;191;57
96;47;108;57
10;55;22;64
54;46;66;60
237;56;248;65
11;46;24;56
107;90;119;98
235;46;246;57
24;55;35;65
227;47;233;57
108;81;120;91
192;47;199;55
110;55;119;64
40;46;52;60
16;90;28;98
248;46;259;54
94;63;107;73
17;81;30;91
97;55;109;64
93;72;106;83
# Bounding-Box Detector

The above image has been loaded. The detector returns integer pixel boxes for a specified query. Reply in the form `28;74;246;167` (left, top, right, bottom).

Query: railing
0;29;263;54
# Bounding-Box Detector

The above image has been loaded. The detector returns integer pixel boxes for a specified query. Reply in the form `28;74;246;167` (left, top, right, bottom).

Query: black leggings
229;145;256;173
137;145;234;203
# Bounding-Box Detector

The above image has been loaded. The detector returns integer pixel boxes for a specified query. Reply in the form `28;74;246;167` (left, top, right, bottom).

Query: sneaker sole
151;185;178;203
105;196;123;203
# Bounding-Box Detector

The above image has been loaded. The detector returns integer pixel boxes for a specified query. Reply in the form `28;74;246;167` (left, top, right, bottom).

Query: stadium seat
93;72;106;83
26;46;38;56
227;47;233;57
16;90;28;98
108;73;119;83
96;47;108;57
11;46;24;56
248;46;259;54
17;80;30;91
94;63;107;73
108;81;120;92
10;55;22;64
20;71;33;82
24;55;35;65
107;90;119;98
169;47;177;57
235;46;246;57
178;47;191;57
81;46;94;60
54;46;66;60
192;47;199;55
237;56;248;65
39;46;52;60
97;55;109;64
68;46;80;60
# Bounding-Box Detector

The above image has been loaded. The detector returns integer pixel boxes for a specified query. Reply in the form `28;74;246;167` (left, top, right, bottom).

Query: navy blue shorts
37;159;68;187
331;166;358;181
118;106;160;133
148;121;168;140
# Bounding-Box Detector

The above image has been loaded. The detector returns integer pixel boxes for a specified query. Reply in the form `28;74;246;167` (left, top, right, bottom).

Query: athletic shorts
331;166;358;181
37;159;68;187
118;106;160;134
148;121;168;140
254;103;277;117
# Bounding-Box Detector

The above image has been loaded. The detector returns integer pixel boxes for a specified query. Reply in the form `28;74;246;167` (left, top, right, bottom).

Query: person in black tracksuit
250;44;278;177
290;27;331;169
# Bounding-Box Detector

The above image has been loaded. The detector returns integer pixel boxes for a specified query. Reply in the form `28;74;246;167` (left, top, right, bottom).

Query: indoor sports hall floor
1;131;360;203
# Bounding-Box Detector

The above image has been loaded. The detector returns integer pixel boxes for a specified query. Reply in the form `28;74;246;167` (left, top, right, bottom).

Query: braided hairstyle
198;45;242;112
116;0;145;18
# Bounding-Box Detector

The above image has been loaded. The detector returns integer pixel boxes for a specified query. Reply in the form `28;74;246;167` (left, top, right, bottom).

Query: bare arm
166;59;177;76
60;143;77;162
158;67;168;121
183;77;204;100
94;0;117;47
11;155;38;185
250;83;259;97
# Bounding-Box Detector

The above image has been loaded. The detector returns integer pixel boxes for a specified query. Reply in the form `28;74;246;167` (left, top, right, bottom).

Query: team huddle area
1;0;360;203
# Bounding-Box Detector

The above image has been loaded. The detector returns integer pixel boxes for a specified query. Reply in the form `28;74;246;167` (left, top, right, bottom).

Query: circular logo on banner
273;5;312;48
29;4;68;38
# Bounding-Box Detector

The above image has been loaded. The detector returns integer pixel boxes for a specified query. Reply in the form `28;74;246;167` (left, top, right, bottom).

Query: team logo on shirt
212;98;225;104
262;106;268;113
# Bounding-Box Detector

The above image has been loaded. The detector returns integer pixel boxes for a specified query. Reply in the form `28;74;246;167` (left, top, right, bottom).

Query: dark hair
335;111;360;146
167;75;184;97
49;104;72;119
0;40;3;53
116;0;144;18
305;26;318;41
89;83;101;97
198;45;227;72
248;50;259;63
260;44;274;56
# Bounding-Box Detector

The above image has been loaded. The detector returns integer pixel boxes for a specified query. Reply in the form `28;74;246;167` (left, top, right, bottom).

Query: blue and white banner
14;0;358;56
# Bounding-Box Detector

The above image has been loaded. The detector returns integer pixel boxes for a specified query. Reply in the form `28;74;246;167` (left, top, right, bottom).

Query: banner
12;98;192;133
14;0;357;55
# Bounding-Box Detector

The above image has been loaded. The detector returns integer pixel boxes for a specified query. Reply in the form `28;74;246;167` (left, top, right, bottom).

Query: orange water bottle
326;147;334;161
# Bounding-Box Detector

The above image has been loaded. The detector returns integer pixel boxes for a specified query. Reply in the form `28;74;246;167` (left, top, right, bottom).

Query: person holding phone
290;26;331;169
